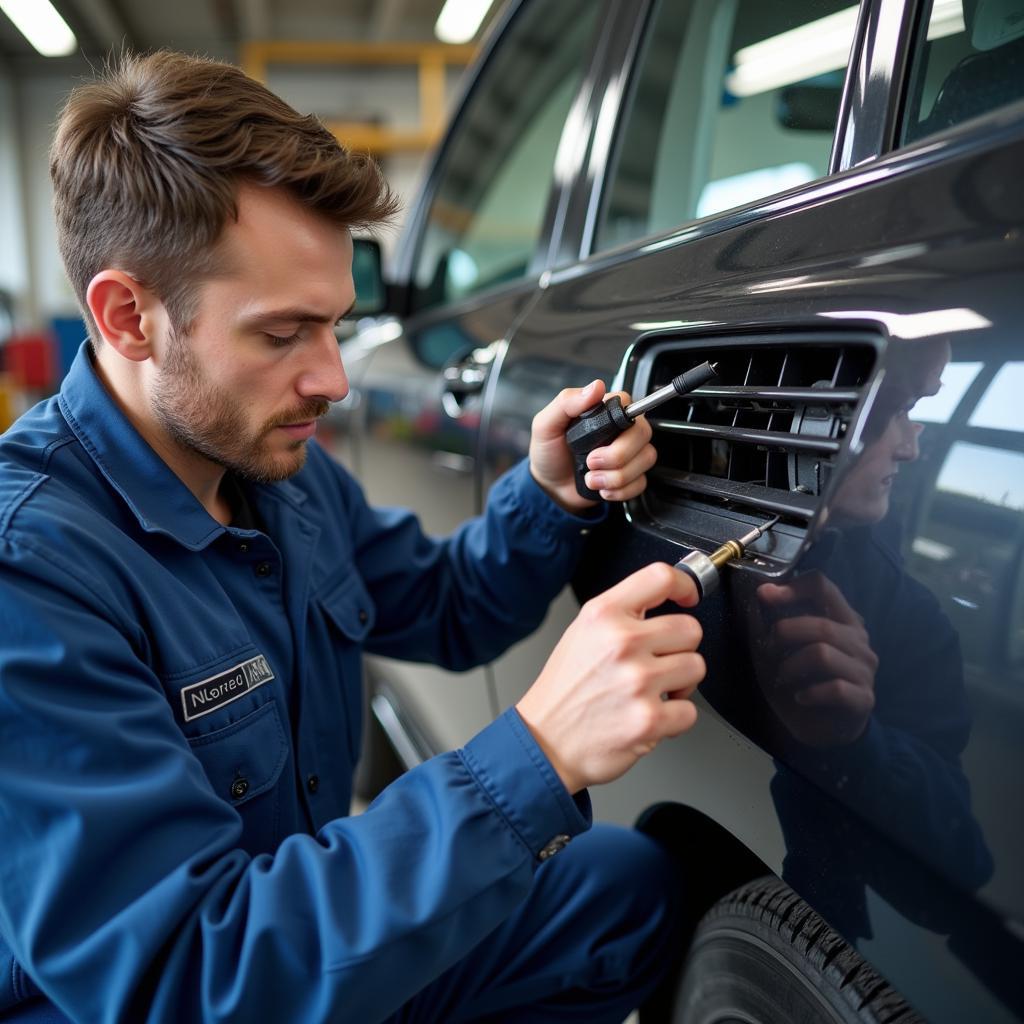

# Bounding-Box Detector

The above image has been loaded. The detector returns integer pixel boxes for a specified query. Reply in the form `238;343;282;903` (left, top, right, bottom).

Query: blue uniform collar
58;342;306;551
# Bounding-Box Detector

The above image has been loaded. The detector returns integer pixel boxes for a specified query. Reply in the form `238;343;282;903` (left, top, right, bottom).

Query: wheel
672;876;922;1024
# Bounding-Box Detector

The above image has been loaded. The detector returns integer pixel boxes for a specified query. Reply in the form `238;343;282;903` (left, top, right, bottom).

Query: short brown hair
50;50;399;341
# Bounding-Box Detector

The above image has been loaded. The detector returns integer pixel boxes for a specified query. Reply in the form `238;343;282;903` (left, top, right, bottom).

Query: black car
337;0;1024;1019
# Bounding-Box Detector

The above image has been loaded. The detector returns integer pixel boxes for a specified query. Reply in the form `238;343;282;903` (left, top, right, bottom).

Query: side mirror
350;237;388;317
776;82;842;132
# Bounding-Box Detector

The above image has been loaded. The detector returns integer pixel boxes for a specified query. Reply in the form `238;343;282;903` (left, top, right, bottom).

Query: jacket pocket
318;571;376;643
188;700;289;850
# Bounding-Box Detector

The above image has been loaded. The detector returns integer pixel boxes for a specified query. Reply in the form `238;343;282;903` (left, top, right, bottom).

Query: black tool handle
566;395;633;500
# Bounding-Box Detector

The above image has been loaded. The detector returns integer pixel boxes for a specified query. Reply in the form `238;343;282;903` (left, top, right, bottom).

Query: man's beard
151;329;329;483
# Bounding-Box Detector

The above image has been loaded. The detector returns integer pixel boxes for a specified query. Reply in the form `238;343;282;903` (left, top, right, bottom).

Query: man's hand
757;573;878;748
529;380;656;514
516;563;705;794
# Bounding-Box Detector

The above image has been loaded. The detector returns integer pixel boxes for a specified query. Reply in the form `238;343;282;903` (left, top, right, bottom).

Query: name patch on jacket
181;655;275;722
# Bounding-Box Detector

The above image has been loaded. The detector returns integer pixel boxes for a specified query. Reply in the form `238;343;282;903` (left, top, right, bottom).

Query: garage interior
0;0;486;426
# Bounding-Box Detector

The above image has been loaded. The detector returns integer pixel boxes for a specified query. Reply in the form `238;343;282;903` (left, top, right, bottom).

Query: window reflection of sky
696;162;816;218
911;362;983;423
937;442;1024;511
911;361;1024;510
968;362;1024;432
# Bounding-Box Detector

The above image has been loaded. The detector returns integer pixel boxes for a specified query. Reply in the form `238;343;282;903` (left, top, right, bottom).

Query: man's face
830;341;949;526
831;401;923;525
150;185;354;483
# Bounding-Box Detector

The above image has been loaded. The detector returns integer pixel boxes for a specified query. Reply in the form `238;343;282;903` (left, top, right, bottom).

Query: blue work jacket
0;343;596;1022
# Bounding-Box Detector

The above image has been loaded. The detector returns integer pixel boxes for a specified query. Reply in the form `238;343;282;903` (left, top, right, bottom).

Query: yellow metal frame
241;41;477;154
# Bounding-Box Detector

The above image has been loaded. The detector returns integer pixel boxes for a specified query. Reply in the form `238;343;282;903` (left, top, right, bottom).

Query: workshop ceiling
0;0;498;70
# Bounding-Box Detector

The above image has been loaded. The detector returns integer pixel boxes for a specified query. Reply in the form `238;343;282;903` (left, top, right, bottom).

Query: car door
483;0;1024;1020
345;0;609;759
486;0;866;834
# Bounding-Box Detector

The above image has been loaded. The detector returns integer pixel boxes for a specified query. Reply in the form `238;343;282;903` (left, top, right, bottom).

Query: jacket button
538;834;571;861
358;609;368;625
255;562;273;577
230;777;249;800
306;774;320;794
238;542;250;554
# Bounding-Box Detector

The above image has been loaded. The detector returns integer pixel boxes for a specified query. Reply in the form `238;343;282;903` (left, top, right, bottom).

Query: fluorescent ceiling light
435;0;495;44
725;0;965;98
0;0;76;57
822;307;991;339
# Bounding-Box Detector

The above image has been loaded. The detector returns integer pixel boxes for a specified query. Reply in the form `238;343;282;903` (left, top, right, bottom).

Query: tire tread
699;876;925;1023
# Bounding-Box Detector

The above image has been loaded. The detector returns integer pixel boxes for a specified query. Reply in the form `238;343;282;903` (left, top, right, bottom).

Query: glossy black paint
481;114;1024;1020
350;0;1024;1019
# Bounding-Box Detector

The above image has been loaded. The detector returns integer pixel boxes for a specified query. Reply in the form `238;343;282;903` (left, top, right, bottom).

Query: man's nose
894;419;923;462
297;328;349;404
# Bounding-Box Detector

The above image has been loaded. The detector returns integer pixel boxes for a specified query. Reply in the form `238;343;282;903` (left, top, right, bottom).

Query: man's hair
50;50;399;342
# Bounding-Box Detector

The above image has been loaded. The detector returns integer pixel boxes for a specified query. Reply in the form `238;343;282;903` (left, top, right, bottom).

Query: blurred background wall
0;0;495;424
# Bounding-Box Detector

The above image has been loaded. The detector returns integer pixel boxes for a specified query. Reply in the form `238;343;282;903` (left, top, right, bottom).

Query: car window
594;0;854;253
901;0;1024;145
411;0;599;312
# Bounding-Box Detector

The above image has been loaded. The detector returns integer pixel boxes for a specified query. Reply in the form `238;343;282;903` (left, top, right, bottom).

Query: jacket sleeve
332;454;604;671
0;537;590;1023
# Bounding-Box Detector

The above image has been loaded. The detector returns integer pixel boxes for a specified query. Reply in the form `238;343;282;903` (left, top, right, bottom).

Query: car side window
411;0;599;313
594;0;854;253
901;0;1024;145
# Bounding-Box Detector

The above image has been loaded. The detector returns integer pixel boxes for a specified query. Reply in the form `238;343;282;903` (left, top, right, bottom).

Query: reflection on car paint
695;339;1023;959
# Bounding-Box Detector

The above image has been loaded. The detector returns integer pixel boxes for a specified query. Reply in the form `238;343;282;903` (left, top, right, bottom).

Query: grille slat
635;336;878;546
652;420;843;454
690;386;860;404
650;469;818;520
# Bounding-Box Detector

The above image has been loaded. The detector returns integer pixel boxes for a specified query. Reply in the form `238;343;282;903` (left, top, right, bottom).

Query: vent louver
636;335;878;528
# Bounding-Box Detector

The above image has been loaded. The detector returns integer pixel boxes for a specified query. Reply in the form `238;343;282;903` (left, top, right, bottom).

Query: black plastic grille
640;338;877;523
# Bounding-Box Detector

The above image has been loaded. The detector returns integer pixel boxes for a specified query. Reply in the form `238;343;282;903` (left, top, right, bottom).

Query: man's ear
85;270;165;362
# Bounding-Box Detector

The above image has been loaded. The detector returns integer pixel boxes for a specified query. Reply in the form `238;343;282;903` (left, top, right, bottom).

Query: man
754;340;991;938
0;52;705;1023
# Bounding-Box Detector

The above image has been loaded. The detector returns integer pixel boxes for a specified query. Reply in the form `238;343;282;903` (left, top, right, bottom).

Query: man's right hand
516;563;705;795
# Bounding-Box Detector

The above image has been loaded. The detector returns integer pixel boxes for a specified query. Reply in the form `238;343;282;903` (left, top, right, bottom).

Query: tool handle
566;395;632;500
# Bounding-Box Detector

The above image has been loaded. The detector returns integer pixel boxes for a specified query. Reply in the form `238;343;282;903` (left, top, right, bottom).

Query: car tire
672;876;922;1024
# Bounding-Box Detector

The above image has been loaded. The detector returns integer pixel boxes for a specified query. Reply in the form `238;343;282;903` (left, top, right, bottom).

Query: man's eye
266;332;301;347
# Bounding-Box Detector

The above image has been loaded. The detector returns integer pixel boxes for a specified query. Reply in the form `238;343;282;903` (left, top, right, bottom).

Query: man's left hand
756;573;878;747
529;380;656;514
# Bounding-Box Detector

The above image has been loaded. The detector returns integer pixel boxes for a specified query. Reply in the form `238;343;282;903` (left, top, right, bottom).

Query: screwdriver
567;360;718;500
675;515;780;600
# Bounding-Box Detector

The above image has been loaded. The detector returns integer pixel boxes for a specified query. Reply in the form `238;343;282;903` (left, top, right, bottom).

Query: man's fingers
595;562;700;615
652;651;707;696
595;475;648;503
584;445;657;499
653;696;698;739
637;613;703;655
759;573;862;628
791;679;876;716
772;615;875;666
531;380;608;440
586;407;652;469
776;642;874;692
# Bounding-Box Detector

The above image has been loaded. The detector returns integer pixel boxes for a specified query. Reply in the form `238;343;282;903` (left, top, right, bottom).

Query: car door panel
482;118;1024;1022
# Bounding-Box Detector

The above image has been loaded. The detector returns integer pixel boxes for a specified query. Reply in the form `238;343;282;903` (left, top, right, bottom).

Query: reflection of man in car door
755;340;993;939
0;52;706;1024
